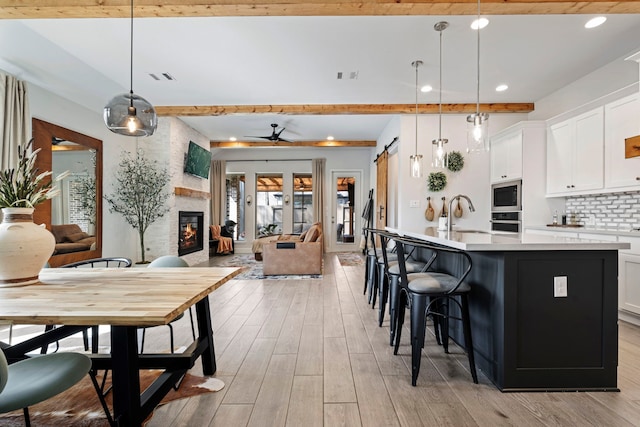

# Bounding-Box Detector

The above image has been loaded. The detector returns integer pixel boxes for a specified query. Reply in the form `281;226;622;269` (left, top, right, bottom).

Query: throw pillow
66;231;90;243
303;225;320;243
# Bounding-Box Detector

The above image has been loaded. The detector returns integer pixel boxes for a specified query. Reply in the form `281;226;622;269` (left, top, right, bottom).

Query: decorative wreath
427;171;447;192
446;151;465;172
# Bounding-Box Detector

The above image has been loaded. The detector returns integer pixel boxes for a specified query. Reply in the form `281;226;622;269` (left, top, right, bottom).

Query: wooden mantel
174;187;211;200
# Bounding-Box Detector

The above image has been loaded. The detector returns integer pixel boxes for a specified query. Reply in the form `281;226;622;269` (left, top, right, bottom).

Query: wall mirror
32;118;103;267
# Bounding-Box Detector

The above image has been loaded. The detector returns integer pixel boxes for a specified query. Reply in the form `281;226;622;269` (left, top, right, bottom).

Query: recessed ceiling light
327;136;335;141
471;18;489;30
496;84;509;92
421;85;433;93
229;137;237;141
585;16;607;29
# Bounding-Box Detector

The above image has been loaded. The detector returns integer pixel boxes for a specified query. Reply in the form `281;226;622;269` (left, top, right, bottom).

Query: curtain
312;158;325;248
209;159;226;225
0;72;30;171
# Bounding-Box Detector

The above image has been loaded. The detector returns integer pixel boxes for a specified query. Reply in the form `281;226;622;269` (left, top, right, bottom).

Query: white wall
28;83;211;264
214;146;372;252
525;46;640;229
380;113;527;231
27;82;142;261
530;47;640;121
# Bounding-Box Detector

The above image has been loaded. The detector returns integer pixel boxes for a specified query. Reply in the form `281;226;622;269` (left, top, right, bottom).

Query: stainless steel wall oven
490;211;521;233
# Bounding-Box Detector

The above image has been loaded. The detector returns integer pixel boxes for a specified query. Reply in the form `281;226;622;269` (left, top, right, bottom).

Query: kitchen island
388;226;629;392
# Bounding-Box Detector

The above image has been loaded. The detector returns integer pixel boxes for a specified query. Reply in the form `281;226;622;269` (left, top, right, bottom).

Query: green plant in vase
0;139;68;208
0;139;68;287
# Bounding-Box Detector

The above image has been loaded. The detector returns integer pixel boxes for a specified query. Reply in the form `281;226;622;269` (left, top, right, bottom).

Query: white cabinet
546;107;604;195
546;121;573;194
490;130;522;183
618;236;640;316
605;93;640;189
619;254;640;315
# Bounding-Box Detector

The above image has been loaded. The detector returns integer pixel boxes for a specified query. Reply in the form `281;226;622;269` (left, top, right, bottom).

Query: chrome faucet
448;195;476;232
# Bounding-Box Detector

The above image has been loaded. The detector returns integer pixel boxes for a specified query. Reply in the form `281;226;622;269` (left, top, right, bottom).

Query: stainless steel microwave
491;179;522;212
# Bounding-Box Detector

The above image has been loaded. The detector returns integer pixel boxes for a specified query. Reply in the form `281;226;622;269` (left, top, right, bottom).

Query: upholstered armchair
209;223;234;255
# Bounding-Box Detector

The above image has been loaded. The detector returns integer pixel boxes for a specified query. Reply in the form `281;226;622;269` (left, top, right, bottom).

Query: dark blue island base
459;250;619;392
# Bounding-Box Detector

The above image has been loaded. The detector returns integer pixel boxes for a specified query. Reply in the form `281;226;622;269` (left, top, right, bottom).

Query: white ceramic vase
0;207;55;287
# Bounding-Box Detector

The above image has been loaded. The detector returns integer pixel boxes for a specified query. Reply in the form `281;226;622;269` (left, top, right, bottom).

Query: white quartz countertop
526;225;640;237
386;226;630;251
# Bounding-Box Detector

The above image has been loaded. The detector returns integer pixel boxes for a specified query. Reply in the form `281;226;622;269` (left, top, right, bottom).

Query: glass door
293;174;313;234
330;171;361;252
256;174;283;236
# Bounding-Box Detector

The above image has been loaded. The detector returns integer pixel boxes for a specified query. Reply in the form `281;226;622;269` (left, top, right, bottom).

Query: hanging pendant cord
475;0;481;115
129;0;134;107
438;28;443;140
414;62;419;155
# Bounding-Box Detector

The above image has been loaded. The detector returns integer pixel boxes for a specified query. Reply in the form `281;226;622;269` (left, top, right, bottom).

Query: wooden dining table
0;266;241;427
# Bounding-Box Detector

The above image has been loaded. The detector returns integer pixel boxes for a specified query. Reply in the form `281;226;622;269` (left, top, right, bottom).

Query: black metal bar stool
377;230;429;333
364;227;397;308
363;227;379;300
392;235;478;386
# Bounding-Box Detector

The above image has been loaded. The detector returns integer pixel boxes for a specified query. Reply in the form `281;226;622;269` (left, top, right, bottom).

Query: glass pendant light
467;0;489;152
432;21;449;169
410;60;424;178
104;0;157;137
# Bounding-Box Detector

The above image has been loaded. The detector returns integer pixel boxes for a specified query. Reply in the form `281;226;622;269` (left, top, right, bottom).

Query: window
256;174;283;236
293;174;312;234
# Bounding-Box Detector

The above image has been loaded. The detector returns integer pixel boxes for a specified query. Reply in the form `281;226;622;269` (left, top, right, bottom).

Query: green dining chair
0;349;91;426
141;256;195;353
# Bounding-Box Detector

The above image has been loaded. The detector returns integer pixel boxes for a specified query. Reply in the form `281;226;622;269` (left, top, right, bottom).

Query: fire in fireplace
178;211;204;256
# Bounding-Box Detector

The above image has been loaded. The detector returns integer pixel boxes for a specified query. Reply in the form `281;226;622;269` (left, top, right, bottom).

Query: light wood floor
150;253;640;427
5;253;640;426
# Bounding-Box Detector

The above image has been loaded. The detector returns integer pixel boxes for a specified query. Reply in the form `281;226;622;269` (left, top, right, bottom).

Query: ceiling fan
245;123;293;142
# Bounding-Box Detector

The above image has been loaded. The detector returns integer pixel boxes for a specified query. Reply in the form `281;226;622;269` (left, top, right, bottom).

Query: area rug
0;370;223;427
213;254;321;280
336;252;365;266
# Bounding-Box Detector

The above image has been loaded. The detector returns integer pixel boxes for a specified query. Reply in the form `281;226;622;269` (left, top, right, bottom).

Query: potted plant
104;150;170;264
0;139;67;286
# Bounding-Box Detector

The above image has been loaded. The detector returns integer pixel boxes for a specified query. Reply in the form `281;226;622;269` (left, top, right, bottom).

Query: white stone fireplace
139;117;211;266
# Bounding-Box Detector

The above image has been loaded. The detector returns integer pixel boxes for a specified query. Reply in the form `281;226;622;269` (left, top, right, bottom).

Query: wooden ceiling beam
211;140;376;148
158;103;534;117
1;1;639;19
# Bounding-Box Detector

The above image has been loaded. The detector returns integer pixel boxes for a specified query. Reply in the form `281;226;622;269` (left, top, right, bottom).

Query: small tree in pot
104;149;170;264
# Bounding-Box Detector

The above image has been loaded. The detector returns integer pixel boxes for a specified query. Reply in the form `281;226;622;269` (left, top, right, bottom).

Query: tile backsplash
566;191;640;230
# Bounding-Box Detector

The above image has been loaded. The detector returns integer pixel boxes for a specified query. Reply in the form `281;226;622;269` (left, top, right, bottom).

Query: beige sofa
262;223;323;275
